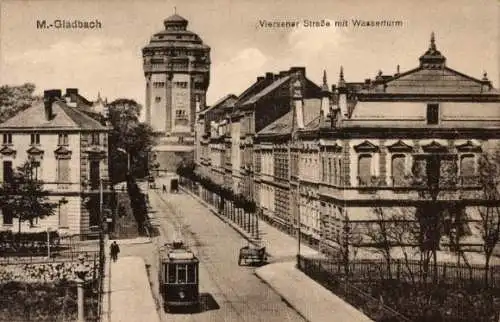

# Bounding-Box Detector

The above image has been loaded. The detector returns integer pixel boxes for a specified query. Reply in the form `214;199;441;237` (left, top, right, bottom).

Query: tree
107;99;155;183
476;142;500;284
0;83;39;123
408;154;469;283
0;161;57;234
365;206;397;280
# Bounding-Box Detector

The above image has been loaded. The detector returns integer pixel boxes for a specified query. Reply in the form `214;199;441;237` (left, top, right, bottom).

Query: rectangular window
167;264;176;283
177;264;187;283
89;160;100;190
2;207;13;225
58;133;69;146
328;159;333;183
31;161;40;180
57;159;70;183
174;82;188;89
91;133;100;145
30;133;40;145
59;203;68;228
3;161;13;184
427;103;439;125
175;110;187;119
358;154;373;186
187;265;196;283
391;154;406;186
2;134;12;144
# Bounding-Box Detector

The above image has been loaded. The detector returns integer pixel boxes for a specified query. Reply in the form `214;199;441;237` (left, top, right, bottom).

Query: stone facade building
193;34;500;257
0;89;111;235
143;13;210;172
309;34;500;256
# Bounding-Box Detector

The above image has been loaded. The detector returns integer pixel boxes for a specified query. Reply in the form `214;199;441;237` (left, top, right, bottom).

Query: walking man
110;241;120;262
162;184;167;193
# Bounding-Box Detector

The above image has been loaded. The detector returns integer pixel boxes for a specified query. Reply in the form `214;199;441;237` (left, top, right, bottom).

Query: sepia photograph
0;0;499;321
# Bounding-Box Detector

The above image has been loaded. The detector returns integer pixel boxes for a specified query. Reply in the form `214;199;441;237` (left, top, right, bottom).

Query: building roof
164;14;188;23
363;67;498;95
258;98;322;136
202;94;237;114
144;14;209;52
0;99;108;131
357;33;498;96
258;110;295;136
239;76;291;106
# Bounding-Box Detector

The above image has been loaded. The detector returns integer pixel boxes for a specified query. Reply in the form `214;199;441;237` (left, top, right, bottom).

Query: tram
158;239;200;309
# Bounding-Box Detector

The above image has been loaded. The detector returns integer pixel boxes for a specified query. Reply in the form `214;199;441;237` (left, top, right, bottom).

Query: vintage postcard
0;0;499;321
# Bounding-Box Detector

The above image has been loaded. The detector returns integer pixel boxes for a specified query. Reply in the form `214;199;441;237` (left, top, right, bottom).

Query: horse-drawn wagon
238;245;267;266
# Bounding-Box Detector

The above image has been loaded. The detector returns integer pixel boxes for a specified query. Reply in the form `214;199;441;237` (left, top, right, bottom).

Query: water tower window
427;103;439;125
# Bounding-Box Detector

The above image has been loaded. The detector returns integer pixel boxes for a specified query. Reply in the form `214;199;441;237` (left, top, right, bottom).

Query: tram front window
187;265;196;283
167;264;176;283
177;265;187;284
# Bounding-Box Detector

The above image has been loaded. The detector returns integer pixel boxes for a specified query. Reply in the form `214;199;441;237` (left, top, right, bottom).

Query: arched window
358;154;372;186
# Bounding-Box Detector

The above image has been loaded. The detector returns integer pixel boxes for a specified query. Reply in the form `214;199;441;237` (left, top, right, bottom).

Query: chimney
290;66;306;78
293;79;304;129
481;71;492;93
43;89;61;121
257;76;265;82
265;72;274;81
66;88;78;95
338;66;348;118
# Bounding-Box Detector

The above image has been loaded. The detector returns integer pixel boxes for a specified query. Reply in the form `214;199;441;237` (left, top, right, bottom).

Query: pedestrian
162;184;167;193
110;241;120;262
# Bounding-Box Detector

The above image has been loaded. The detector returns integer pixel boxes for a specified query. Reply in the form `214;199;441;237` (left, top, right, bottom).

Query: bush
0;281;99;321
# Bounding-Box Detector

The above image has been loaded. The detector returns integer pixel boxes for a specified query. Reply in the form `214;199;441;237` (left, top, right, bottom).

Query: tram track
152;190;265;322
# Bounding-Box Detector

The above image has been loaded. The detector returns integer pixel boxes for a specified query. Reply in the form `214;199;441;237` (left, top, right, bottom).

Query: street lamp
74;254;89;322
46;227;52;259
116;148;130;174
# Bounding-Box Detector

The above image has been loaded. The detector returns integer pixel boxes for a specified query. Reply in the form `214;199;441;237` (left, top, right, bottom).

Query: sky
0;0;498;120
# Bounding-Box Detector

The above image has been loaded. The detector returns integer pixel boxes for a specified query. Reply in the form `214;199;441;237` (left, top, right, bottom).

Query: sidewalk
180;187;373;322
180;187;319;260
102;241;160;322
256;262;372;322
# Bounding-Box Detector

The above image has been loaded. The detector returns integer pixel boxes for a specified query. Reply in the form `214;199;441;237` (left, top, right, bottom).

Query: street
121;189;306;322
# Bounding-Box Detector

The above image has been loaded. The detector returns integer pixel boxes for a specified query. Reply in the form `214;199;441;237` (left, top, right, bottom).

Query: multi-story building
255;73;327;238
233;67;323;202
311;34;500;257
143;13;211;172
0;89;111;235
193;34;500;258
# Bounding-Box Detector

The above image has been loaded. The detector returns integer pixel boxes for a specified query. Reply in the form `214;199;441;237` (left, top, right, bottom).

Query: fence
298;255;412;322
299;256;500;288
0;231;106;322
298;255;500;322
0;233;100;264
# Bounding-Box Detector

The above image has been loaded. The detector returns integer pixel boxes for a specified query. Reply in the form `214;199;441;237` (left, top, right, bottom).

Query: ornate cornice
0;145;16;157
421;140;448;152
387;140;413;153
456;140;482;152
353;140;379;153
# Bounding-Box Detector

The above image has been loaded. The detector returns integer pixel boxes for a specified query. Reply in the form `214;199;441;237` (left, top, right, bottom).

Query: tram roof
159;242;199;262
